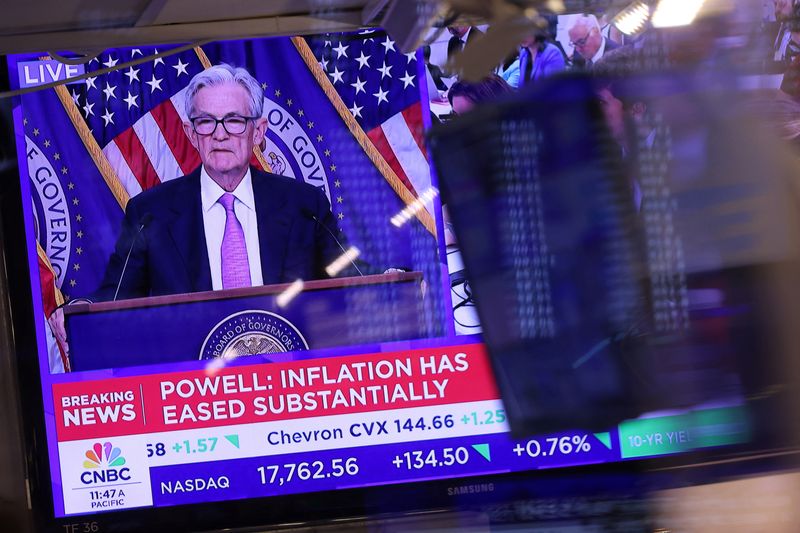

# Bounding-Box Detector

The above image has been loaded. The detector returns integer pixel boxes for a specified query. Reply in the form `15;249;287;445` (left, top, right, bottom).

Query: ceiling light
651;0;706;28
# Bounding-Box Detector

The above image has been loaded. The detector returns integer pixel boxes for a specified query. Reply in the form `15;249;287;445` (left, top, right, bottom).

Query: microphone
113;213;153;301
301;208;364;277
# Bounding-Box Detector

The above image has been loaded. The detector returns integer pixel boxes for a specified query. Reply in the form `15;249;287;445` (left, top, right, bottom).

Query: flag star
145;75;163;93
378;62;393;79
73;263;80;271
324;149;331;156
261;82;267;90
351;77;366;94
72;198;79;206
102;82;117;100
319;57;329;71
286;98;293;107
307;121;314;129
68;182;75;190
337;196;343;203
335;179;341;187
70;90;80;106
324;39;332;47
85;76;97;89
275;89;281;97
297;109;305;117
400;71;415;89
329;66;344;84
82;101;95;117
317;134;323;142
382;36;396;53
404;51;417;62
44;139;51;147
101;108;115;126
76;230;83;237
330;164;337;172
355;51;371;70
53;152;60;160
75;247;83;255
131;48;143;57
88;57;98;66
373;87;389;104
124;66;140;83
102;55;118;68
153;49;164;66
338;212;344;220
172;58;189;77
33;128;39;136
123;91;139;110
333;42;349;59
23;118;27;125
69;279;76;287
61;166;68;174
75;214;82;222
349;102;363;118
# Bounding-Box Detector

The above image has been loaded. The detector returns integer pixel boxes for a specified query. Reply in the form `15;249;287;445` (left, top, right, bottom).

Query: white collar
591;37;607;64
200;166;255;213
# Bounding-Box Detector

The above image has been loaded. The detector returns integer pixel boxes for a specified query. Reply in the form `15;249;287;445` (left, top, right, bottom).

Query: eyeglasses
189;115;258;136
570;29;594;48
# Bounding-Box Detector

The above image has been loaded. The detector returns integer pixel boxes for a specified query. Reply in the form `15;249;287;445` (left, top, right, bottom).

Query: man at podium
95;64;343;301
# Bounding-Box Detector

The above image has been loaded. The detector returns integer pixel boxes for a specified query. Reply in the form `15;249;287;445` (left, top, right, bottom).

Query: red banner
53;344;499;441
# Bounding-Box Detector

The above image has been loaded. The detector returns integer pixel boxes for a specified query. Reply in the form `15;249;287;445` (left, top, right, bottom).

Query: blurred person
599;9;624;46
497;50;521;88
517;32;567;87
773;0;799;62
444;74;513;334
447;74;514;115
446;25;484;70
423;45;448;92
569;14;620;69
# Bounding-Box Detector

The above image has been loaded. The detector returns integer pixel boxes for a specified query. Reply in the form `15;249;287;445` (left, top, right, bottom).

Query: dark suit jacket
96;166;342;301
572;37;620;68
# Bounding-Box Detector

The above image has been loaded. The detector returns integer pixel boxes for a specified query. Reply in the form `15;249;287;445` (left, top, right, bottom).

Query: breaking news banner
51;343;625;514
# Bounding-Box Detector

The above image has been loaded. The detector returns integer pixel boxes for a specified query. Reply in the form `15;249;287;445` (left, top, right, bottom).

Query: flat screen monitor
0;24;763;533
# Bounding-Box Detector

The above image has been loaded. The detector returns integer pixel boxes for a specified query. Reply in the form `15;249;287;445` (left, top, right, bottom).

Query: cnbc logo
80;442;131;485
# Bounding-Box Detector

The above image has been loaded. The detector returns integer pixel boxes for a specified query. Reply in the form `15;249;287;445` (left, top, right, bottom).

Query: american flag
70;45;208;198
306;30;433;206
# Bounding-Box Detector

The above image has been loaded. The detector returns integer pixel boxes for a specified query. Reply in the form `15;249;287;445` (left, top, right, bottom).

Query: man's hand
47;306;69;355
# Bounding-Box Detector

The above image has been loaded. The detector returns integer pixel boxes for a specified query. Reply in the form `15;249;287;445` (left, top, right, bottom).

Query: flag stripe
102;141;143;198
152;100;200;179
114;129;161;191
150;99;201;176
380;112;431;199
401;102;428;159
133;113;183;183
367;126;418;197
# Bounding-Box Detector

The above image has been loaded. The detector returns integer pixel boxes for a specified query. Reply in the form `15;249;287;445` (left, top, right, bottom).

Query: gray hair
184;63;264;118
571;14;600;32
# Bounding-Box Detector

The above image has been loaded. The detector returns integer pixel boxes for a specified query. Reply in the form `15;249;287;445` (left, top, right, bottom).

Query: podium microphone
113;213;153;301
301;208;364;277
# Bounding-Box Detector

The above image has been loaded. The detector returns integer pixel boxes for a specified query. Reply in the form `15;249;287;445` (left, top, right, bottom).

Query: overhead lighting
613;2;650;36
325;247;361;277
276;279;304;308
651;0;706;28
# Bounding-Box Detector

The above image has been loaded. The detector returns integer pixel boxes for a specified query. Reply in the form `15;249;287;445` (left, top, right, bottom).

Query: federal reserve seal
200;310;309;360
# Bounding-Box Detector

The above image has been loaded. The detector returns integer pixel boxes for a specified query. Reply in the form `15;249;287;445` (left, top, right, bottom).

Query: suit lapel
166;168;213;292
252;169;291;284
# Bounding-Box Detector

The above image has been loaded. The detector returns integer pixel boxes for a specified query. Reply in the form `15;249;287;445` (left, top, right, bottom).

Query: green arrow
594;432;612;450
471;443;491;462
224;434;240;448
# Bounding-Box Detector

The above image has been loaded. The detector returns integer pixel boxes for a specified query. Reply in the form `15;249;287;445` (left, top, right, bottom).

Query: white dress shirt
591;37;607;65
200;167;264;290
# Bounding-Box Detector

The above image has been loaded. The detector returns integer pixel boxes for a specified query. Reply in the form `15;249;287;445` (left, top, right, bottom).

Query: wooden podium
64;272;427;371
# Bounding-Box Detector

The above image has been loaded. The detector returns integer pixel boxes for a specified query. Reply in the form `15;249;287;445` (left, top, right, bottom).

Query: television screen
3;23;760;531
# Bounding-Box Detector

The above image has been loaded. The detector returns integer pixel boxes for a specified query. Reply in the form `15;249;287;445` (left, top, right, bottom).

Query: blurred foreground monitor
429;63;800;439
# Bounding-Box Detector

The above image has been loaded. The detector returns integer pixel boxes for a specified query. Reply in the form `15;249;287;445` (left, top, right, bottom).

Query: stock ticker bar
50;342;749;514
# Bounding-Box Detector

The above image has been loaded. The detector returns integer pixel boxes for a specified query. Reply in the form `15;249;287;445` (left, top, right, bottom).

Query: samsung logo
447;483;494;495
